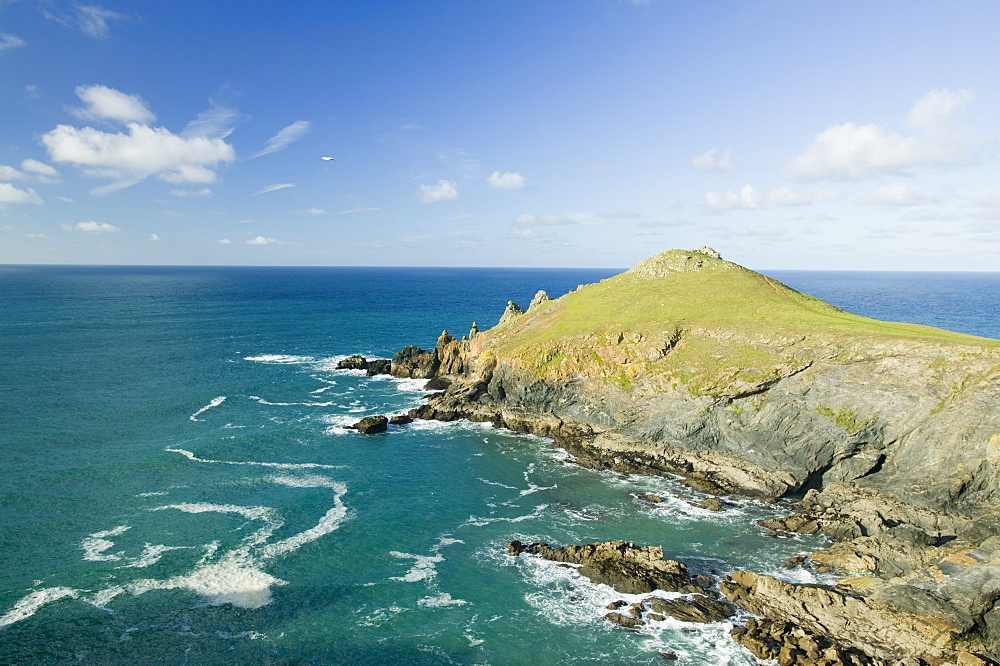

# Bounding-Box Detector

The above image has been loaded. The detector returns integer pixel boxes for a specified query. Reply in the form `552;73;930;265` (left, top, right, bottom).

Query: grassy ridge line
476;250;1000;394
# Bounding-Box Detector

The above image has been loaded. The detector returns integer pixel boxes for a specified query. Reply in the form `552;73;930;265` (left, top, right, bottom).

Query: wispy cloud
858;182;937;207
692;148;733;172
336;206;381;214
170;187;212;197
45;4;131;38
515;213;575;226
417;179;457;203
704;185;840;211
251;183;296;196
0;33;26;53
183;99;243;140
304;207;325;215
253;121;311;158
62;220;120;233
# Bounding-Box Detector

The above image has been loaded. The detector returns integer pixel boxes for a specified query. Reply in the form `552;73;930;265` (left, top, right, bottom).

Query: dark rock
350;415;388;434
698;497;724;511
646;594;735;623
366;359;392;375
391;345;440;379
636;493;664;503
425;376;452;391
658;651;678;660
336;355;368;370
506;540;703;595
389;415;413;425
606;600;627;610
604;612;644;628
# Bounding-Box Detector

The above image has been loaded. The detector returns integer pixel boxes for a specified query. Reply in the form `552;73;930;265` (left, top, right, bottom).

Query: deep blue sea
1;266;997;665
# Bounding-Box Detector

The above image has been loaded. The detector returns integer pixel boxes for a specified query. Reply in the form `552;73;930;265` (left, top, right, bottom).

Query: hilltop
373;248;1000;664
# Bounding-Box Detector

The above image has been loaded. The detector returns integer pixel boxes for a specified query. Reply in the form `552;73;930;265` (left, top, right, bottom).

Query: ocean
1;265;997;665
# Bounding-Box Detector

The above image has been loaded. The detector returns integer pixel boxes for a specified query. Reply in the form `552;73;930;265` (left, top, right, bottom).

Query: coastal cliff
379;248;1000;664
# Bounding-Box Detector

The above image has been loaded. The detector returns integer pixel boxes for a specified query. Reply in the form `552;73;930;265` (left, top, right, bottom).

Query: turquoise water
1;266;995;665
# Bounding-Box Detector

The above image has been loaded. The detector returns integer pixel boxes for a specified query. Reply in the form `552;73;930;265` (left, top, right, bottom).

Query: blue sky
2;1;999;270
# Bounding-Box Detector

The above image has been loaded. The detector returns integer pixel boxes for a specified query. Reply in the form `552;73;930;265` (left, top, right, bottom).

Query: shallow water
0;265;995;664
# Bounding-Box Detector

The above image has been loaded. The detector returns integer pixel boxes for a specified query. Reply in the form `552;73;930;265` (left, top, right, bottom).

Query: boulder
350;415;388;434
528;290;550;311
645;594;734;623
391;345;439;378
336;355;368;370
366;358;392;375
498;300;524;325
389;414;413;425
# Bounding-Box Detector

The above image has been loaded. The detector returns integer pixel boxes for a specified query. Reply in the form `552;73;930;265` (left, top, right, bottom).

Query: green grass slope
478;249;1000;396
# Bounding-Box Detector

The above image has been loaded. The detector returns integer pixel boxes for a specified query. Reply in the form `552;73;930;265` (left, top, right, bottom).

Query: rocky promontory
364;248;1000;664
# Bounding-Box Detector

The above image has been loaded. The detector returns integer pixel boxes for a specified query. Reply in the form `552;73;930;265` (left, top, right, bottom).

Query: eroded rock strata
369;248;1000;664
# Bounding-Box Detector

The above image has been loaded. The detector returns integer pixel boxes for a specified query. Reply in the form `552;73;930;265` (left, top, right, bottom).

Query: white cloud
170;187;212;197
57;196;74;203
0;165;24;180
692;148;733;172
417;179;458;203
63;220;120;233
21;159;59;179
0;33;26;53
252;183;295;196
304;207;325;215
246;235;290;245
42;87;236;194
859;182;937;206
705;184;762;210
253;121;311;158
782;89;977;180
73;84;154;124
515;213;575;226
705;185;840;211
217;238;232;244
0;183;43;204
149;233;160;241
26;233;48;238
487;171;526;190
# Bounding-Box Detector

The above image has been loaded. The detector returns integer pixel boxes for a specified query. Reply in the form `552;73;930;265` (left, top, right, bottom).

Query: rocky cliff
391;248;1000;664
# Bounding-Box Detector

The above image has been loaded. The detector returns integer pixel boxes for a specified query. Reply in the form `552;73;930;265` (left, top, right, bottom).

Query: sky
2;0;1000;271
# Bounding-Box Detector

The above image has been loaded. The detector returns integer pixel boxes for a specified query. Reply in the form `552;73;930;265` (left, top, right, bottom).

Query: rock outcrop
506;540;708;595
377;247;1000;663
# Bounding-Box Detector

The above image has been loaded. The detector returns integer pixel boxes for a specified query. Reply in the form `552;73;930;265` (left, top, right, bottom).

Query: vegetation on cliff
476;248;1000;397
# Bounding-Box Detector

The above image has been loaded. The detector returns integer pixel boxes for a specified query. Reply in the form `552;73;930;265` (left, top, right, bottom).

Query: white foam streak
244;355;314;364
0;587;78;629
81;525;130;561
190;395;227;421
119;544;194;569
389;552;444;582
418;593;468;607
166;447;343;470
249;395;339;407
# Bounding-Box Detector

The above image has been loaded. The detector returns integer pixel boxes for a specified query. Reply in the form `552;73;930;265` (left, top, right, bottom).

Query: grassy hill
476;249;1000;396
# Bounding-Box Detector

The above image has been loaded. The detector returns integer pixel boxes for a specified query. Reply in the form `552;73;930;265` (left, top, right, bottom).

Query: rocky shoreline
341;248;1000;665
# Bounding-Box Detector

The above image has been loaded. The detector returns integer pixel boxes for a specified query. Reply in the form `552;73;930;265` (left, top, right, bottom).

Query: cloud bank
783;89;976;180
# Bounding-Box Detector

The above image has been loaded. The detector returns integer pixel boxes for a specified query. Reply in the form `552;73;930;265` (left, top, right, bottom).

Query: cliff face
401;248;1000;664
